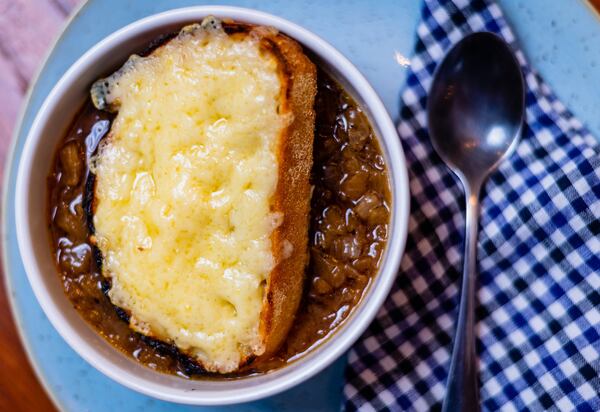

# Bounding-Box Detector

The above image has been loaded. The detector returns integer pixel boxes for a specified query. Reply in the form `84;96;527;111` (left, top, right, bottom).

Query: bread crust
254;29;317;359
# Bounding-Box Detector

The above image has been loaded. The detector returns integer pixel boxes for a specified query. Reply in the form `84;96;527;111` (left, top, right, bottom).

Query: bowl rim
15;5;410;405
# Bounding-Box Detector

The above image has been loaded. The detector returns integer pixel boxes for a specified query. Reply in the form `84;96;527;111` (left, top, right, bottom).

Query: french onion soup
47;17;390;377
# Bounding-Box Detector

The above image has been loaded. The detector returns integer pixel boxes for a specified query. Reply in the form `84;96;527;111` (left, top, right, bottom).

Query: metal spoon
427;32;525;412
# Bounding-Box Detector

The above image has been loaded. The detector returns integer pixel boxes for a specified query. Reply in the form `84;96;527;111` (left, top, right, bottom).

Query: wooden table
1;1;599;411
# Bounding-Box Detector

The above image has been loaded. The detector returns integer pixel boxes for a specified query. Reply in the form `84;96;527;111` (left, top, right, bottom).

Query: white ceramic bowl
15;6;409;406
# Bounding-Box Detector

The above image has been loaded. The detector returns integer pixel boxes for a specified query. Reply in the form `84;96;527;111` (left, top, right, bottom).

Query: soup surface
47;56;390;377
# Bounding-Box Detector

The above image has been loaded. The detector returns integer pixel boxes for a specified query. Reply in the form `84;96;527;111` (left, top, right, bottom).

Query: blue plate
4;1;600;411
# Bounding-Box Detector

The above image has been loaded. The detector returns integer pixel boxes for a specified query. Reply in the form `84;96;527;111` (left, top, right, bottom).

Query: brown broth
47;68;390;378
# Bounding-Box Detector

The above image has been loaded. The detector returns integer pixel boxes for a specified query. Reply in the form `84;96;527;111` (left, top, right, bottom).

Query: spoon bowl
428;32;524;187
427;31;525;412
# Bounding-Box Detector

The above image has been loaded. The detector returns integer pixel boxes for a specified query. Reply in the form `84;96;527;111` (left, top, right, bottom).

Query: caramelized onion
59;142;83;186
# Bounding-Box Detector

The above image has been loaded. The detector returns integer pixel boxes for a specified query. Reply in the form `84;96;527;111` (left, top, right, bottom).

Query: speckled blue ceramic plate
4;1;600;411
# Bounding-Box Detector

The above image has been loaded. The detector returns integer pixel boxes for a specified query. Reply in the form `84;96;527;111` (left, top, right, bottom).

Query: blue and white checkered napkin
343;0;600;410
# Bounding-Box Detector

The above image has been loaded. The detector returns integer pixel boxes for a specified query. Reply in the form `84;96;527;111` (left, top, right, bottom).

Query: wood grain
0;1;79;410
0;278;57;411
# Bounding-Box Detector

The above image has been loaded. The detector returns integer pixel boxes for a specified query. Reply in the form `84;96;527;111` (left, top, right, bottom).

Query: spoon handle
442;187;481;412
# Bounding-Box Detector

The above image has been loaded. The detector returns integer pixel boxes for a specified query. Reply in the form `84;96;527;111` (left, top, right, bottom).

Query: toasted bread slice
89;17;316;373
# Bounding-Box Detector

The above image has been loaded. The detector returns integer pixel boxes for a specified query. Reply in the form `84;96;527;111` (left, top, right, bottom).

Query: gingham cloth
343;0;600;410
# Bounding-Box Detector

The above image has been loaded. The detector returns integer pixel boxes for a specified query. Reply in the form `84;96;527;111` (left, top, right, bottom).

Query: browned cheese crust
91;21;317;371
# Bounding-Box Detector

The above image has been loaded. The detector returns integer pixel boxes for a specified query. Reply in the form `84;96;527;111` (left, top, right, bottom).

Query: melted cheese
90;18;287;373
